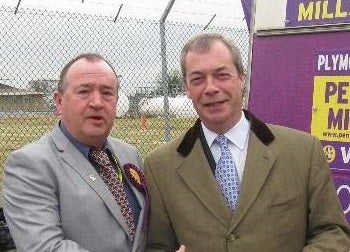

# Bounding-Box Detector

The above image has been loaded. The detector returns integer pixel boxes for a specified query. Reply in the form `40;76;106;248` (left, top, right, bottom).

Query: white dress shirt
201;111;250;183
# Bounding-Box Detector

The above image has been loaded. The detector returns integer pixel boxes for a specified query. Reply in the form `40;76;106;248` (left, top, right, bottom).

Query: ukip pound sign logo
323;145;336;163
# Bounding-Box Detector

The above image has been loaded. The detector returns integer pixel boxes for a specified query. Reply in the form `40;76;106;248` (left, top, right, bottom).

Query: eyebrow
188;66;232;76
213;66;231;72
188;70;204;76
77;82;116;88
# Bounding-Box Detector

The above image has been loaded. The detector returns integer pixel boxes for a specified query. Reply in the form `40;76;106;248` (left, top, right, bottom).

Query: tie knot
216;135;229;148
89;149;110;167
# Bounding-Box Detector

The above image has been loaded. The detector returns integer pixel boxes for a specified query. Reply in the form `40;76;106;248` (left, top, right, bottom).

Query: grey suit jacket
2;123;147;252
144;111;350;252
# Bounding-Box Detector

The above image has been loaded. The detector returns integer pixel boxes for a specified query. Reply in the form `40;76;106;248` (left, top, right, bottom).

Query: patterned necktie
89;149;136;239
215;135;240;211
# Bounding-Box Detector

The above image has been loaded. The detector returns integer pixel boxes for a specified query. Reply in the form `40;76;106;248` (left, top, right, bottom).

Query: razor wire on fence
0;4;249;175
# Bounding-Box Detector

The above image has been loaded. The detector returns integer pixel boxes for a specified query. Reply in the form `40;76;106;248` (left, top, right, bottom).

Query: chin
206;112;227;122
84;129;107;139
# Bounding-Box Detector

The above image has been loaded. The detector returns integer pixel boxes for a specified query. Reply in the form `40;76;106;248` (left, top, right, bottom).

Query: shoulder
148;132;186;153
107;136;142;166
4;132;58;184
9;132;53;160
265;124;323;155
108;136;138;152
267;124;318;143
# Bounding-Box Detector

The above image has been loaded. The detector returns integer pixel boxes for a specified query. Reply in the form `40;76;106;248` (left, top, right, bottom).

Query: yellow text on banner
311;75;350;142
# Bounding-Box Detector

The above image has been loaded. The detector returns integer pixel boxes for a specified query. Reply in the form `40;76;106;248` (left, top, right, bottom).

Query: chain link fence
0;5;249;183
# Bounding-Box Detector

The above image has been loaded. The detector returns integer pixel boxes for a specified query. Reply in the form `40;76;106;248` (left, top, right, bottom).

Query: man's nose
204;76;219;94
89;91;104;107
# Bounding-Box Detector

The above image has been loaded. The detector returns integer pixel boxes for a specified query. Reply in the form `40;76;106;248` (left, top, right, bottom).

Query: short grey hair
180;33;245;82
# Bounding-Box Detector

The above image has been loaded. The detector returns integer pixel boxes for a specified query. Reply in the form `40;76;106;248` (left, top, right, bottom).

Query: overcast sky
0;0;246;29
0;0;249;97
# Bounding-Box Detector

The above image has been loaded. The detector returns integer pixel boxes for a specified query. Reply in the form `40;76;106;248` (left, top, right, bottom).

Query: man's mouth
88;116;104;121
204;100;226;107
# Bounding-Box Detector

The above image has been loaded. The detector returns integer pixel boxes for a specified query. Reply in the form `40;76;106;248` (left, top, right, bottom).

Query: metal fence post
159;0;175;142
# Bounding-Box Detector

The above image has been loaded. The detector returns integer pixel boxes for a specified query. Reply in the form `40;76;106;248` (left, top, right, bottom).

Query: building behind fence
0;5;249;181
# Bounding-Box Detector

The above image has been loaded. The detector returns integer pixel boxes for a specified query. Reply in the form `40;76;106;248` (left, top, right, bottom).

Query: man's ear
239;74;245;91
185;89;191;99
53;91;63;116
184;82;192;99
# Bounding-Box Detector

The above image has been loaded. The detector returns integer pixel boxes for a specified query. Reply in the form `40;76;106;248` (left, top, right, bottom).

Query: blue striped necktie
215;135;240;210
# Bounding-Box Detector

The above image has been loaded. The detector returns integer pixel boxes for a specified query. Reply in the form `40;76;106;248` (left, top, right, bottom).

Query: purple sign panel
286;0;350;27
249;31;350;221
332;169;350;222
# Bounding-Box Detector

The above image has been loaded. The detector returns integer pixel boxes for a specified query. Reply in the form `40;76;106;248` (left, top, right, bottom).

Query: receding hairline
57;53;119;92
180;33;245;81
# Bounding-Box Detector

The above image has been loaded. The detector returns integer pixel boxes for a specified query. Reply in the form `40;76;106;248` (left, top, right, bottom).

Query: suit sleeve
303;137;350;251
144;157;179;252
2;150;90;252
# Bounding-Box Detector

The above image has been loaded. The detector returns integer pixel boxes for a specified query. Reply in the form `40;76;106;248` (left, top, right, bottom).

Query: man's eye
216;73;231;79
77;89;89;94
103;91;114;96
189;77;204;85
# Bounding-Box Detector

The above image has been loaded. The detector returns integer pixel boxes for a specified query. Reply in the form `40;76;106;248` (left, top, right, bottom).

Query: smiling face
54;57;118;148
184;41;244;134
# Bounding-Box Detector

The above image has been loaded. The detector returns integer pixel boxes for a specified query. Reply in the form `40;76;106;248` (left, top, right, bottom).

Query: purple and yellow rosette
123;163;149;233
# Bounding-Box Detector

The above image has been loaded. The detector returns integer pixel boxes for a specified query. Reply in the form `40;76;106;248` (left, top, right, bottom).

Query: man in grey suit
144;33;350;251
2;53;148;252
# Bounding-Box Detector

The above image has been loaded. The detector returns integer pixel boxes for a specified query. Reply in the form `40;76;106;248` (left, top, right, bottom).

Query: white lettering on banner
341;147;350;163
337;185;350;214
317;53;350;71
318;55;330;70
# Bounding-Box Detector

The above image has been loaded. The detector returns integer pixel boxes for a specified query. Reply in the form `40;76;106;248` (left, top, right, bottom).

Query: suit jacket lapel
109;145;145;211
50;124;131;236
177;138;232;227
108;145;146;222
229;132;277;230
227;110;276;228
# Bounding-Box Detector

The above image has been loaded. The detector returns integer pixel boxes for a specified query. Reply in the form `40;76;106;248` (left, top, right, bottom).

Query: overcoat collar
177;110;275;156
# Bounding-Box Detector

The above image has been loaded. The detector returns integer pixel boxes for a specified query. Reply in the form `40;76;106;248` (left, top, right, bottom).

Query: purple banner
249;31;350;221
332;169;350;222
286;0;350;27
240;0;252;30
